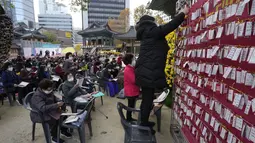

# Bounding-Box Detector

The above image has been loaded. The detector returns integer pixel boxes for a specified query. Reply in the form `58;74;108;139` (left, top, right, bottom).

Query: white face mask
47;65;51;68
68;77;74;82
43;90;53;94
26;68;31;71
60;64;63;67
8;67;13;71
69;57;73;60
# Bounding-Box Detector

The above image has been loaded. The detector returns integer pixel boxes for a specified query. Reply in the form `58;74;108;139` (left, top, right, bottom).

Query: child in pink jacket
123;53;140;121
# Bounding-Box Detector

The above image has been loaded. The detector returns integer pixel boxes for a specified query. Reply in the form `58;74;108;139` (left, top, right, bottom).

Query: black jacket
135;13;185;89
30;89;61;123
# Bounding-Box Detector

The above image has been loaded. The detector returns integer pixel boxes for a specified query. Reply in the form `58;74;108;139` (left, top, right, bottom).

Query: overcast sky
34;0;151;28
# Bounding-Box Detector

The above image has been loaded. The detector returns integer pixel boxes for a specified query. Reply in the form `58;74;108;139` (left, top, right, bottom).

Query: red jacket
124;65;140;97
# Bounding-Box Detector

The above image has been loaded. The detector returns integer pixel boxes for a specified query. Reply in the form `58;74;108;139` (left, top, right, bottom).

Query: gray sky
34;0;151;28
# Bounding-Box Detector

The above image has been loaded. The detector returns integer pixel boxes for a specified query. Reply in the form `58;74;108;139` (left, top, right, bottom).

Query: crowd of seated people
0;52;124;143
0;52;122;105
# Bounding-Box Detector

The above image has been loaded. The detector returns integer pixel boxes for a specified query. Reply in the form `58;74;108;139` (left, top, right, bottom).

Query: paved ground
0;96;173;143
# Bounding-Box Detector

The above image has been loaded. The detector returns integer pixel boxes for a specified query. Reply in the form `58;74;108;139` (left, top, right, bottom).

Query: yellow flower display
165;31;176;88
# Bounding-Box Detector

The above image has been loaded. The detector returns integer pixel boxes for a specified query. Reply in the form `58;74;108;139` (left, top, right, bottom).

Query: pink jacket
124;65;140;97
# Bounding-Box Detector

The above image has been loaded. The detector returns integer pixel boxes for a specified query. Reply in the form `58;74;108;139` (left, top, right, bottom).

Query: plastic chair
58;97;95;143
117;102;157;143
23;92;52;143
96;70;109;97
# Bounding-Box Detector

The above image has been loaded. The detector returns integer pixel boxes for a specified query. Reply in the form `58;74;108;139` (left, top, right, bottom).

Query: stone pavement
0;96;173;143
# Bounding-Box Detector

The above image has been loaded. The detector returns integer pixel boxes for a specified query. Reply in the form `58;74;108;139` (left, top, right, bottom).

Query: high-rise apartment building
1;0;35;28
82;0;130;29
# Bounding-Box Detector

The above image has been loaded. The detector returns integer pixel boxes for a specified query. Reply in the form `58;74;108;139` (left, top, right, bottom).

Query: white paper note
248;127;255;142
244;100;252;114
205;113;210;123
251;0;255;15
210;116;216;127
216;26;224;38
235;116;243;131
245;73;254;86
238;22;245;37
228;89;234;102
236;1;246;16
233;93;242;107
214;121;220;132
236;71;242;83
227;132;234;143
202;127;207;136
245;22;253;36
232;48;242;61
223;67;233;78
220;127;227;139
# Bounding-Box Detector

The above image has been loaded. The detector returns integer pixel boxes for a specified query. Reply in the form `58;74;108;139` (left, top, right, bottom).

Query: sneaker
52;137;65;143
61;131;72;138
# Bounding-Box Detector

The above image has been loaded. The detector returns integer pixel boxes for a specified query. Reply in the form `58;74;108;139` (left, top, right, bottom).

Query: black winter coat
135;13;185;89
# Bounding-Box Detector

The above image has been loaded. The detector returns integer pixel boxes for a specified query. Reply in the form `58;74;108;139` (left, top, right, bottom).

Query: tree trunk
0;5;13;68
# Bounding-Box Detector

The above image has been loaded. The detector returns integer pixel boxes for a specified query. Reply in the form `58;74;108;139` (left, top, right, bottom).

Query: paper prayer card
245;21;252;36
216;26;224;38
236;1;246;16
238;22;245;37
251;0;255;15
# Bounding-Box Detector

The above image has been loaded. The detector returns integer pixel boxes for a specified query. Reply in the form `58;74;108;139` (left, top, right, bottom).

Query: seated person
30;79;71;143
62;73;91;112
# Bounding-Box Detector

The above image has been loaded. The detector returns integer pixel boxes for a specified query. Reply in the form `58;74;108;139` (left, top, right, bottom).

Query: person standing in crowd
123;53;140;121
1;62;20;106
135;6;189;132
103;65;119;97
63;52;74;74
15;56;24;73
30;79;71;143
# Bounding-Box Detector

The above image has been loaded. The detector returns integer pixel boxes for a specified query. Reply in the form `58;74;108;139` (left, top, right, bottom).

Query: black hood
135;15;157;40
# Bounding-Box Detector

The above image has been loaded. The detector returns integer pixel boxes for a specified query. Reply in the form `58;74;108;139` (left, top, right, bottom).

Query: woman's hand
180;5;189;15
57;101;64;107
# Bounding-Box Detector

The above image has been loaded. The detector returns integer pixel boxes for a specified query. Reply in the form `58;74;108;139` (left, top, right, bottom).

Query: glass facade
88;0;126;26
38;14;73;31
12;0;35;24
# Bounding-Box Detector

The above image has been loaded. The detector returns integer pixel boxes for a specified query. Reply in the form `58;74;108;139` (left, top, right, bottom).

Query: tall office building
38;14;73;31
1;0;35;28
82;0;130;29
39;0;68;14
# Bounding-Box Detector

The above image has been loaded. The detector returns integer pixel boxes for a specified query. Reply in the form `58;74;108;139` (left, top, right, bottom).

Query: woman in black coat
135;6;189;131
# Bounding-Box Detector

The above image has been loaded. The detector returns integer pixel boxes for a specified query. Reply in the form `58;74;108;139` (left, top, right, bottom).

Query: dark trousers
126;96;138;121
140;87;155;125
48;118;68;138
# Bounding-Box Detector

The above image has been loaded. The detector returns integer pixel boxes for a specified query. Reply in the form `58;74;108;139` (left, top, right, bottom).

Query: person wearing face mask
63;52;74;74
1;62;20;106
30;79;71;143
2;62;20;106
135;6;189;133
55;62;64;79
62;73;91;112
123;54;140;121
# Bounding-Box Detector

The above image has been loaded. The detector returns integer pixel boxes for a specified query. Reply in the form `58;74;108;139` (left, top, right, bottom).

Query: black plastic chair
96;70;109;97
58;97;95;143
117;102;157;143
23;91;52;143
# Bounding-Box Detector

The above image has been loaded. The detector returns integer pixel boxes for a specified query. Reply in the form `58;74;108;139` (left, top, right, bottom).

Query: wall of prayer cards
173;0;255;142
